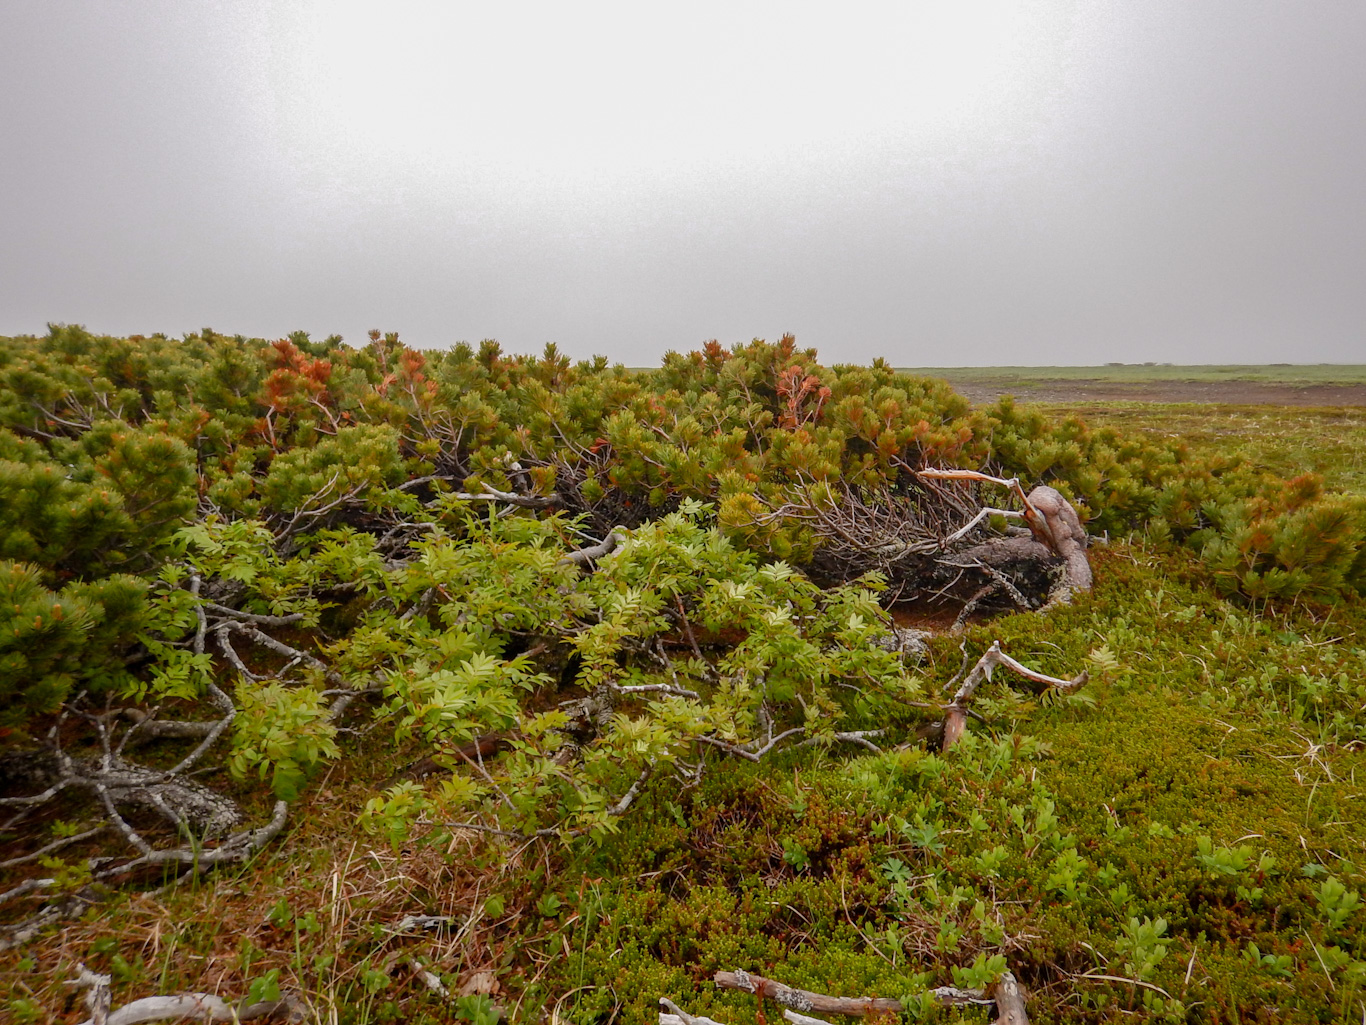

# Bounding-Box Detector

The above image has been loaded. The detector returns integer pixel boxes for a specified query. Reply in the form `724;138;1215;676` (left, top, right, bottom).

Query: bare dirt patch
946;379;1366;406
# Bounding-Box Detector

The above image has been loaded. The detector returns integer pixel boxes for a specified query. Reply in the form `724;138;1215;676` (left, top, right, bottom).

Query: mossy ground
5;402;1366;1024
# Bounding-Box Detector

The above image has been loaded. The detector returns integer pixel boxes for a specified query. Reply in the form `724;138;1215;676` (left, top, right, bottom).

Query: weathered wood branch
942;641;1088;750
69;962;308;1025
918;469;1091;595
561;528;625;565
0;749;243;836
202;602;307;626
711;966;1028;1024
449;487;559;508
991;972;1030;1025
659;997;727;1025
714;970;902;1016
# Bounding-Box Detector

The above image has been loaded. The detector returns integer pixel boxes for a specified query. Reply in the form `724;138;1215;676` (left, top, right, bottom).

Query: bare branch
203;602;307;626
712;969;1019;1021
0;826;105;869
607;766;653;817
0;877;56;906
795;730;885;754
449;487;559;508
561;529;625;566
942;641;1088;751
612;682;701;700
167;682;236;776
715;969;902;1016
219;621;346;685
695;727;808;762
659;998;728;1025
69;964;306;1025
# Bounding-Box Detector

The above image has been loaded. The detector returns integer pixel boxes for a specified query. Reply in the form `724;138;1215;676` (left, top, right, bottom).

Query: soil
944;379;1366;406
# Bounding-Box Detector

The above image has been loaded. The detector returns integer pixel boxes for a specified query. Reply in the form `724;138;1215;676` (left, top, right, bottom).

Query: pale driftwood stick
988;647;1089;694
949;641;1086;704
75;992;301;1025
561;528;625;565
450;487;559;508
0;826;104;869
711;971;1014;1021
659;998;728;1025
991;971;1030;1025
918;469;1091;594
714;970;902;1016
68;963;111;1025
942;641;1088;751
917;469;1041;530
784;1011;836;1025
203;602;307;626
943;506;1026;546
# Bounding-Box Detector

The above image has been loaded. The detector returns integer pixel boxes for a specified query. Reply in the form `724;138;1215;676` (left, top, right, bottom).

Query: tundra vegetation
1;326;1365;1023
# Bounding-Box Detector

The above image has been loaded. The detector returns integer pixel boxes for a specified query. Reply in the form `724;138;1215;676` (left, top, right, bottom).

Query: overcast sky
2;1;1364;366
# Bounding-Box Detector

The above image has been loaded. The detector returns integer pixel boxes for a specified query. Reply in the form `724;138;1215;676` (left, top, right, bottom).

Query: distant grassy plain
899;370;1366;478
899;364;1366;384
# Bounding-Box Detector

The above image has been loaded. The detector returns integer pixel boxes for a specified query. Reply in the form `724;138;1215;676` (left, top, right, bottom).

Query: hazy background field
895;363;1366;407
899;364;1366;383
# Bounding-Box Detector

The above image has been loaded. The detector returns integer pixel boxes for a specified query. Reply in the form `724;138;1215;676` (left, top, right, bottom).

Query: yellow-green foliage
0;561;147;727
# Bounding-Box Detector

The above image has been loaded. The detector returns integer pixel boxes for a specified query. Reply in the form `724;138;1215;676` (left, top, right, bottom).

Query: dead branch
695;728;808;762
561;528;625;566
712;967;1028;1023
0;891;98;952
218;621;347;686
203;602;307;626
0;877;56;906
0;825;104;869
0;797;286;948
91;799;289;879
68;962;308;1025
992;972;1030;1025
942;641;1088;750
659;998;728;1025
920;471;1091;594
714;970;902;1016
448;487;559;508
754;471;1090;619
0;749;243;836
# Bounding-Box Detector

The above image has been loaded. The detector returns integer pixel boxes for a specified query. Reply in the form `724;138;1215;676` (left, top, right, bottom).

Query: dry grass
1;767;532;1023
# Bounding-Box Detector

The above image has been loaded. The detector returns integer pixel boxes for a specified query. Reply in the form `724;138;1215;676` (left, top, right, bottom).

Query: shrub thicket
1;325;1363;739
3;326;1366;1021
